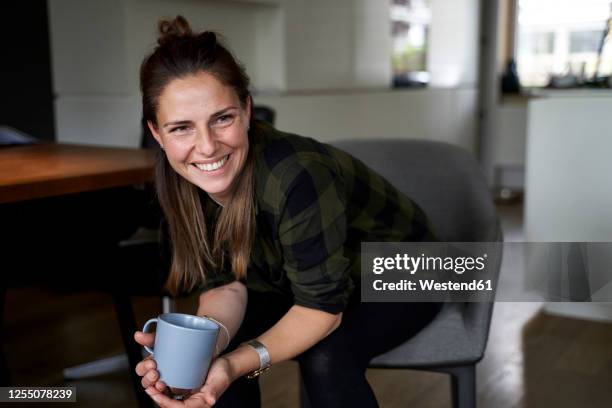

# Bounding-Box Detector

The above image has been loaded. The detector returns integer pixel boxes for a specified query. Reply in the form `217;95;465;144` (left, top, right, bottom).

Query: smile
193;154;230;172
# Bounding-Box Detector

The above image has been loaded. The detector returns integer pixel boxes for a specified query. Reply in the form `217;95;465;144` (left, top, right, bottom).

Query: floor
4;203;612;407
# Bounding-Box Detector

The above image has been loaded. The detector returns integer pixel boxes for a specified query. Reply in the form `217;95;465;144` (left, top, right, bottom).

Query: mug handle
142;318;158;355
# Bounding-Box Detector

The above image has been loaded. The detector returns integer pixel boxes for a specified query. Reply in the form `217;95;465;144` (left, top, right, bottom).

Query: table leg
112;293;154;408
0;285;10;385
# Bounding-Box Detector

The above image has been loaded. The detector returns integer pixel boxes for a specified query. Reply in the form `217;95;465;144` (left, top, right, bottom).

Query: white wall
48;0;129;96
48;0;480;149
220;0;481;154
282;0;392;91
488;101;528;189
353;0;392;87
493;103;527;167
255;88;478;151
253;5;286;92
281;0;481;91
525;96;612;242
48;0;137;146
283;0;354;91
54;96;141;147
524;96;612;321
49;0;274;147
428;0;480;87
124;0;263;94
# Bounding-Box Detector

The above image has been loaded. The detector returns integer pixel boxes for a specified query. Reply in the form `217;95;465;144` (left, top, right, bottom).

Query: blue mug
142;313;219;389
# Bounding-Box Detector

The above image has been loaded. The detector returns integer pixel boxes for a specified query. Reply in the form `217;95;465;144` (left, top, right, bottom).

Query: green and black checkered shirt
200;122;435;313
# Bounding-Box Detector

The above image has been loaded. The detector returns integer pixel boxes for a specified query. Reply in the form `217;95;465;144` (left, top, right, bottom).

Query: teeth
195;155;229;172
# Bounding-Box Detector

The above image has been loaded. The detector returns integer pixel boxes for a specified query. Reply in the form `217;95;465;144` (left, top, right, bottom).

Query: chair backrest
331;139;500;243
253;105;276;125
331;139;502;357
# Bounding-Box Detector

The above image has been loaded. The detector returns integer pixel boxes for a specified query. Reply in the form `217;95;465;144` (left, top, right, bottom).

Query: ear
147;120;164;149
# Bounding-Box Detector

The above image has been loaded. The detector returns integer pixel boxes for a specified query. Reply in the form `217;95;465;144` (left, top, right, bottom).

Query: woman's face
148;71;250;206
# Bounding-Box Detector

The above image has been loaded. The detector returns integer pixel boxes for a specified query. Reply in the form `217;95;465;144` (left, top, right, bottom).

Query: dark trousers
215;290;442;408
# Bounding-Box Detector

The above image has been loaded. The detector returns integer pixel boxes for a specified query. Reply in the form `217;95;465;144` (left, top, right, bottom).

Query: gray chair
300;139;502;408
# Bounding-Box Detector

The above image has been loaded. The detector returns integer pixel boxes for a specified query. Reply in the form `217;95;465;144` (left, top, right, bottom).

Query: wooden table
0;143;157;408
0;143;155;203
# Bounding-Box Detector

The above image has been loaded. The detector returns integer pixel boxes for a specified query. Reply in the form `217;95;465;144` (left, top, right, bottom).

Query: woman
134;16;441;408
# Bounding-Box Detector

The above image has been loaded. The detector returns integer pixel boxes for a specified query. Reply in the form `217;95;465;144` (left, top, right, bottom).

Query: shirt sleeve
277;159;354;314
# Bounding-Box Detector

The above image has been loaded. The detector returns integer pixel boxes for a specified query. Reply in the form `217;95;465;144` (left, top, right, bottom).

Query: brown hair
140;15;256;295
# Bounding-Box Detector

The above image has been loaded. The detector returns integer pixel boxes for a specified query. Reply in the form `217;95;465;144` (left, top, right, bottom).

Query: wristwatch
242;339;271;379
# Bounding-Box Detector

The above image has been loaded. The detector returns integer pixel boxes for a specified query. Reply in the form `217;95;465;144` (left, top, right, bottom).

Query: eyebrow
162;107;239;128
162;120;191;128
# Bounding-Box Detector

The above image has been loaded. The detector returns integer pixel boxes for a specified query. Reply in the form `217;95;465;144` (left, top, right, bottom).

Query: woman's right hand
134;331;165;392
134;331;198;402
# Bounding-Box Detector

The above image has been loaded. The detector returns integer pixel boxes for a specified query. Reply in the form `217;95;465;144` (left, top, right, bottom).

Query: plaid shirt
200;122;435;313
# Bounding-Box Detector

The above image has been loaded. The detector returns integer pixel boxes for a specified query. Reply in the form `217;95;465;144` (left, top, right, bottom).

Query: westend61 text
373;279;494;291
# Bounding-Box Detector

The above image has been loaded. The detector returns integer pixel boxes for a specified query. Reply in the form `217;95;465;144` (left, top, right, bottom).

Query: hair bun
197;31;217;52
158;15;193;46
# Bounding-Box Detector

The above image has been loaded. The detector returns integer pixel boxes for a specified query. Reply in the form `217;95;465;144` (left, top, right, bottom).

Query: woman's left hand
144;356;234;407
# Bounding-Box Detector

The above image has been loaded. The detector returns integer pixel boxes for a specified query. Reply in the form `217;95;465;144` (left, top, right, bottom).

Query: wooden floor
4;203;612;407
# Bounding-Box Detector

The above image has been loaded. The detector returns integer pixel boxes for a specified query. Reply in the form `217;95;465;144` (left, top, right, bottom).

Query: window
520;32;555;54
515;0;611;87
390;0;431;87
570;30;603;53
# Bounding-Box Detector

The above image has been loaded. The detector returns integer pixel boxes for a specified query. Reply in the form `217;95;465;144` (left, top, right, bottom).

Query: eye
213;114;234;126
169;125;190;133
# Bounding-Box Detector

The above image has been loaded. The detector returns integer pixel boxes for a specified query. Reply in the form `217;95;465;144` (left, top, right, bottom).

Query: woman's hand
134;331;164;391
143;356;234;407
133;331;192;398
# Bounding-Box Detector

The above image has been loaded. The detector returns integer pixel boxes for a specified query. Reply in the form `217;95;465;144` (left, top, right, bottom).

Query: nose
194;127;218;157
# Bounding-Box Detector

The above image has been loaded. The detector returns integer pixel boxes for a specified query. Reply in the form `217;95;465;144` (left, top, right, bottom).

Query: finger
140;370;159;389
134;331;155;347
155;380;168;393
144;386;183;408
135;358;157;376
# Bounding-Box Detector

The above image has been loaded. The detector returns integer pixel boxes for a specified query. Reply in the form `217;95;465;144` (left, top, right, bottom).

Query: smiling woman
134;15;442;408
140;18;256;295
148;72;250;206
